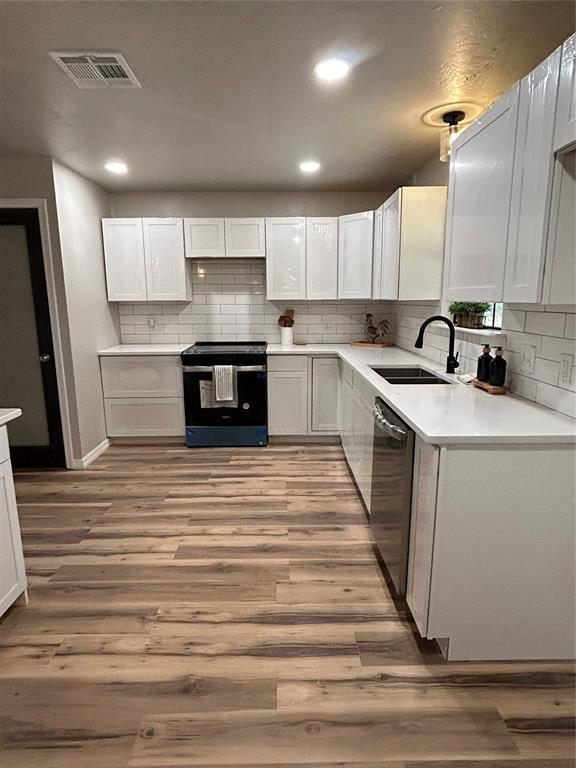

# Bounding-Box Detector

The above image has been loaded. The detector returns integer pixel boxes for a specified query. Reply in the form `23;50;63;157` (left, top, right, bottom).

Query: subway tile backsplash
119;259;393;346
393;300;576;419
119;259;576;419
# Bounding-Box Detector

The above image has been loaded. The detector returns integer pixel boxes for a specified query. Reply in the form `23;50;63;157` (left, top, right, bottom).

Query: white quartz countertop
99;344;189;356
98;343;576;445
0;408;22;427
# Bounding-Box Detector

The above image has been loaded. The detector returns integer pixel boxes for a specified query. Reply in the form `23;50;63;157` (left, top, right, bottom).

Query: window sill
426;323;506;345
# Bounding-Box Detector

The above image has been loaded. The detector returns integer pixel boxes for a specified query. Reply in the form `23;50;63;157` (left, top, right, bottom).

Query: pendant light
440;110;466;162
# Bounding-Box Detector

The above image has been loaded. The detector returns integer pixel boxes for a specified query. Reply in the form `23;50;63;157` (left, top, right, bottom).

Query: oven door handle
182;365;266;373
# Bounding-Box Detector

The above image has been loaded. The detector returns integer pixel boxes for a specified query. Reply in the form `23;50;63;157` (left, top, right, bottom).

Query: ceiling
0;1;574;191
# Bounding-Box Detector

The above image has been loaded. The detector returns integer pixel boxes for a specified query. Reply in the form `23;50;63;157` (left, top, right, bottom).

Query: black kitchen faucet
414;315;460;374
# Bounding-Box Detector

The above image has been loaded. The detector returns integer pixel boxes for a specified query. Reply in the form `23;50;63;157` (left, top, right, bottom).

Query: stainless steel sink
371;366;451;385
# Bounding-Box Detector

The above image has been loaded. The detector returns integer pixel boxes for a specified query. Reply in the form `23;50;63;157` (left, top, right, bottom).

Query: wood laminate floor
1;444;574;767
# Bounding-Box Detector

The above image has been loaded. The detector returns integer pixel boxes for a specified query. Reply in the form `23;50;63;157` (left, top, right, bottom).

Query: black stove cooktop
182;341;267;356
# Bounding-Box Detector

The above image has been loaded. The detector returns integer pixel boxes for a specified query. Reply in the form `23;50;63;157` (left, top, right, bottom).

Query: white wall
52;162;119;458
110;190;392;218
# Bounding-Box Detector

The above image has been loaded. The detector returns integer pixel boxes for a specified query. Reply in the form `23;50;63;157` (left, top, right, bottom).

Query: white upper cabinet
102;219;147;301
225;218;265;257
142;218;187;301
265;217;306;300
306;217;338;300
371;204;384;299
443;84;520;301
184;218;226;258
543;148;576;305
374;188;446;301
504;49;562;303
554;33;576;152
338;211;374;299
380;191;401;300
103;218;188;301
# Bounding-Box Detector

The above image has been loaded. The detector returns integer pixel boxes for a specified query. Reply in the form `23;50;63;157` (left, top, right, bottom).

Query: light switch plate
559;354;574;387
520;344;536;374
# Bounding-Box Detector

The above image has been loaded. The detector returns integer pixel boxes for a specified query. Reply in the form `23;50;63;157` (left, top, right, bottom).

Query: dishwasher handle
373;406;408;442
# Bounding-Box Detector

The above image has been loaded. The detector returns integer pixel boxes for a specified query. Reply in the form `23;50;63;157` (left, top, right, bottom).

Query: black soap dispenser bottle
477;345;492;382
489;347;507;387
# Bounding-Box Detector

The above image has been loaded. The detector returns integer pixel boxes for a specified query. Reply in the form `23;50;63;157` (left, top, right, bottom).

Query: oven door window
184;371;267;426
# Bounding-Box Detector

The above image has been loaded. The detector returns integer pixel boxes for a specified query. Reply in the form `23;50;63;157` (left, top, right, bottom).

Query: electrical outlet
559;353;574;387
520;344;536;374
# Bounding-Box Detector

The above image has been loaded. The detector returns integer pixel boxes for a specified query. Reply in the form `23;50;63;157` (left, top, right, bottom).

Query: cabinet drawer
104;398;185;437
101;356;183;398
267;355;308;372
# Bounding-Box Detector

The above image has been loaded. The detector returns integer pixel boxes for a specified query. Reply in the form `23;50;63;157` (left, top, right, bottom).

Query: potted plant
278;308;295;346
448;301;491;329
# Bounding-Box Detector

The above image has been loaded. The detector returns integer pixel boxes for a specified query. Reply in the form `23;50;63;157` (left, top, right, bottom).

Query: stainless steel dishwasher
370;397;415;595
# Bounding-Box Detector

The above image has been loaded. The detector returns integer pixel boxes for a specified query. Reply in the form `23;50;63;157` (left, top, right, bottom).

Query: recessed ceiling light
314;58;351;82
299;160;321;174
104;160;128;174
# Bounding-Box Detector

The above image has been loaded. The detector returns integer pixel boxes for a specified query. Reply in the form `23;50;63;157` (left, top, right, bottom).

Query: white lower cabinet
338;366;375;510
267;356;308;436
310;357;340;433
104;398;185;437
407;442;575;660
268;355;340;437
0;428;26;618
100;355;185;438
406;438;439;636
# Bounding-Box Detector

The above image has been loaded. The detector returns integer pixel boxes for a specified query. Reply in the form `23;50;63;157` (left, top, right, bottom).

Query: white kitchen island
0;409;27;618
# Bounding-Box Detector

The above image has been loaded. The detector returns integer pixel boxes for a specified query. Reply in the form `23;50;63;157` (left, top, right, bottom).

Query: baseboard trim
69;438;110;470
110;436;186;445
269;435;341;444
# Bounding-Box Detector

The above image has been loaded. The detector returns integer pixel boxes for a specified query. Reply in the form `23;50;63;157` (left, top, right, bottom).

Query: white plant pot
280;327;294;347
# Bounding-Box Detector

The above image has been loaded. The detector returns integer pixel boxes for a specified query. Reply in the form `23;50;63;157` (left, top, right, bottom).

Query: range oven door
182;364;268;446
370;399;415;595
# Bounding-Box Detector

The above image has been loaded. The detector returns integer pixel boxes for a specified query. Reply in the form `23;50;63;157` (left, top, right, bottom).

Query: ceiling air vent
49;52;141;89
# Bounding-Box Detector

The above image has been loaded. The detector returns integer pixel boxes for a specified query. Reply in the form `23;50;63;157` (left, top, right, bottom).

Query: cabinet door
225;219;265;257
338;211;374;299
554;34;576;152
265;218;306;300
443;84;520;301
380;191;401;300
311;357;340;432
371;204;384;299
406;438;439;637
504;49;562;303
543;149;576;305
306;218;338;300
267;370;308;435
143;218;187;301
0;459;27;618
102;219;147;301
104;398;185;437
357;401;374;510
184;218;226;258
339;376;354;465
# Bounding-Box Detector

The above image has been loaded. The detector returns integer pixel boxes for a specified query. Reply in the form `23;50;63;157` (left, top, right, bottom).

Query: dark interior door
0;208;66;468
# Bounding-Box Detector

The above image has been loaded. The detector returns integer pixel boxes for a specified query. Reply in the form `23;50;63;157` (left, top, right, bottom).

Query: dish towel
213;365;236;402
